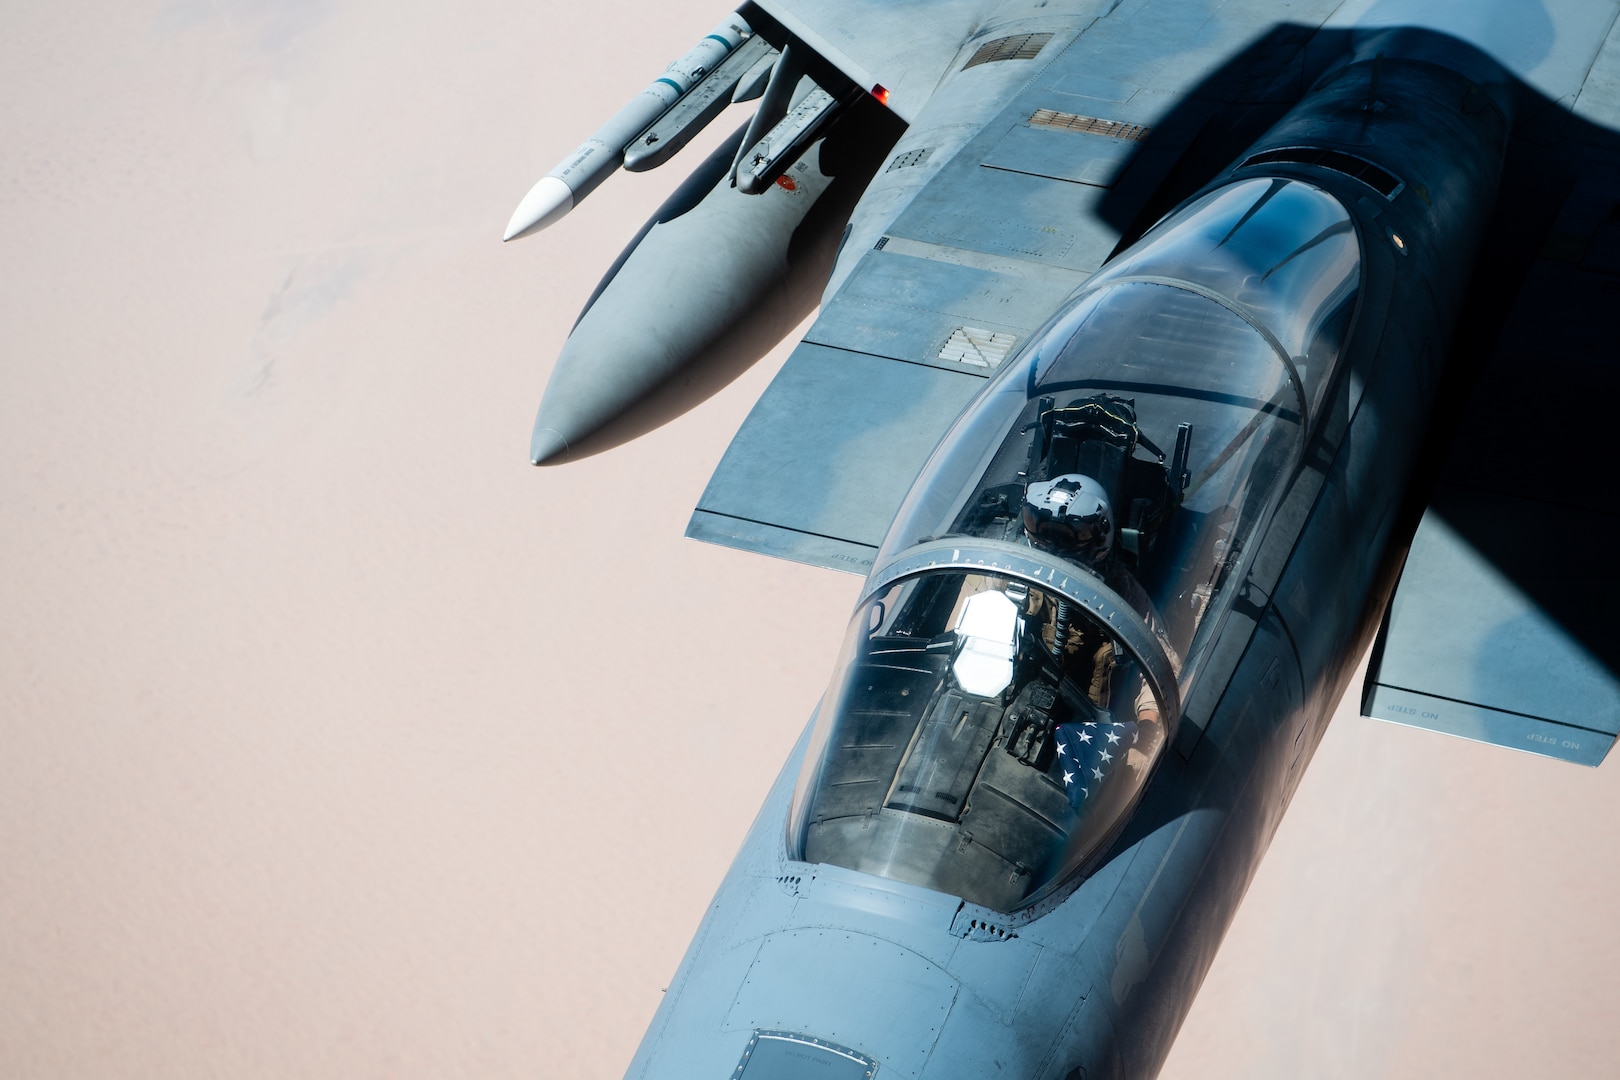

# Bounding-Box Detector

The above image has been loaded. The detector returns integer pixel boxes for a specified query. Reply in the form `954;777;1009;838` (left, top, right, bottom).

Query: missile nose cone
503;176;574;241
530;425;572;466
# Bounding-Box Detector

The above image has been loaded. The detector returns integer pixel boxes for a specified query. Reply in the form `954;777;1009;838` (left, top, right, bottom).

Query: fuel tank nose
529;424;570;466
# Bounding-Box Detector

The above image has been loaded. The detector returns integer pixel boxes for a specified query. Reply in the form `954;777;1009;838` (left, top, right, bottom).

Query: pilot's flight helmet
1023;473;1113;563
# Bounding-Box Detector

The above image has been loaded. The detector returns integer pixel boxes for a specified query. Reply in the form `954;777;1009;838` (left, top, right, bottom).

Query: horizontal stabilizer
1363;490;1620;766
1364;153;1620;766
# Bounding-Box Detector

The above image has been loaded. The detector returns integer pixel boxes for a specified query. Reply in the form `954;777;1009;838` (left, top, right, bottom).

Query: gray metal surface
687;17;1127;566
751;0;1017;121
531;134;840;464
1321;0;1620;107
515;3;1620;1080
804;249;1083;368
725;932;957;1079
638;26;1532;1078
625;35;776;172
981;121;1140;187
691;0;1353;571
1361;109;1620;765
1365;496;1620;766
688;343;986;572
885;156;1122;274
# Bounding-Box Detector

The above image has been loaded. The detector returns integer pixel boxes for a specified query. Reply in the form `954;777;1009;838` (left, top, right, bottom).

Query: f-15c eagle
503;1;1620;1076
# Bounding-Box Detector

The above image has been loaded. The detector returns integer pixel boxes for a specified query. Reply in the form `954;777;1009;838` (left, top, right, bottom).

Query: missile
502;13;752;241
623;35;775;173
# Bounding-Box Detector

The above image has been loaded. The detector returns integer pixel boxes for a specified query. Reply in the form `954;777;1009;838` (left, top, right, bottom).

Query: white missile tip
503;176;573;242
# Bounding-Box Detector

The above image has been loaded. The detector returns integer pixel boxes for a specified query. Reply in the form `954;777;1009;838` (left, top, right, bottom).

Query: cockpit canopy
791;178;1362;911
793;559;1172;912
879;176;1361;687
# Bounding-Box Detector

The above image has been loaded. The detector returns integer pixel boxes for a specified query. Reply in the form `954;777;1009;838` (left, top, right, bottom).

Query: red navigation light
872;84;890;106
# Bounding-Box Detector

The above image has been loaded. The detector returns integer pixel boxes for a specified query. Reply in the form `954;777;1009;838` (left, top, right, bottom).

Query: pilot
1020;473;1168;739
1021;474;1114;566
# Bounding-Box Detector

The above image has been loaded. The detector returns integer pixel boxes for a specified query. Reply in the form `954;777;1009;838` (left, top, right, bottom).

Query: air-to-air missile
504;1;1620;1076
622;34;777;174
502;13;755;243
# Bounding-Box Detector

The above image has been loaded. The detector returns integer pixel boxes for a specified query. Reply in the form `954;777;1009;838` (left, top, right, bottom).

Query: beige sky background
2;3;1617;1078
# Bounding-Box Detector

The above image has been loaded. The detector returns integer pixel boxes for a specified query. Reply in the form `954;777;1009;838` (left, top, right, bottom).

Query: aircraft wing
690;0;1344;572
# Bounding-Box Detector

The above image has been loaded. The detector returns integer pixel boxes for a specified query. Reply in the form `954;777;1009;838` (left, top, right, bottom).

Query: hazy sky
2;3;1617;1078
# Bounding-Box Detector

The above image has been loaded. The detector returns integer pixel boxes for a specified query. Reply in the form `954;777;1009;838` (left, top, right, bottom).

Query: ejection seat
1024;393;1191;567
994;394;1189;769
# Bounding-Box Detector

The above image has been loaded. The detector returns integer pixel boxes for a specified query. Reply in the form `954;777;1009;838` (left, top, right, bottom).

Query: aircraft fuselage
621;32;1507;1080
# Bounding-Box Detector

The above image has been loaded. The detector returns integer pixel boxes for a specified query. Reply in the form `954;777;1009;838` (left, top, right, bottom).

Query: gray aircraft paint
619;33;1510;1079
505;0;1620;1076
528;98;903;463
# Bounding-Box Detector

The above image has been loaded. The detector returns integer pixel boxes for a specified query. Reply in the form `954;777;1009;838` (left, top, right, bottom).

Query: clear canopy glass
877;176;1361;683
791;178;1362;910
796;562;1171;912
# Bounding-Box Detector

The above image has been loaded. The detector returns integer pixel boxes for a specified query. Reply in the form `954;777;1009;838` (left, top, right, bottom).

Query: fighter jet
503;1;1620;1076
